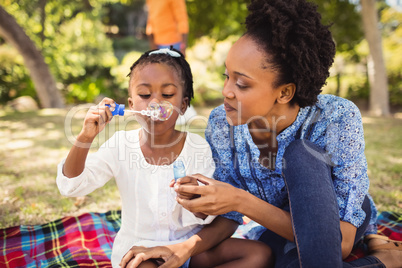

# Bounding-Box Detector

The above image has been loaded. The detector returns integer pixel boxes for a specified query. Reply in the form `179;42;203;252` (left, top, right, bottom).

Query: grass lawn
0;106;401;228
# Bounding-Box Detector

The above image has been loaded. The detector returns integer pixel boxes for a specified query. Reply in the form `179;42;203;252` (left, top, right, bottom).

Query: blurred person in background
145;0;189;56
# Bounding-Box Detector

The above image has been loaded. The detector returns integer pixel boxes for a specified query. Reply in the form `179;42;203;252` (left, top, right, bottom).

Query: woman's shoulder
208;104;227;123
317;94;360;113
206;105;230;134
315;94;362;122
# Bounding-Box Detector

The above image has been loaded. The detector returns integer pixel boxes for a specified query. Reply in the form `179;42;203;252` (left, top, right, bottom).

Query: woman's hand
170;177;206;219
120;243;191;268
174;174;242;216
78;97;115;143
169;176;199;200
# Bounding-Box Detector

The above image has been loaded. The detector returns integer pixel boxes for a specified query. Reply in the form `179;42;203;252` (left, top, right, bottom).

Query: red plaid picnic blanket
0;211;121;268
1;211;401;267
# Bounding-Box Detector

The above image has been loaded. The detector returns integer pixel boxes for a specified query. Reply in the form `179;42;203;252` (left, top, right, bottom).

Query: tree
361;0;390;116
314;0;364;52
0;5;64;108
186;0;248;46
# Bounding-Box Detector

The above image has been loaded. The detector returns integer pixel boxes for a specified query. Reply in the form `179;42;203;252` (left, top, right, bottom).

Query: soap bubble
147;101;173;121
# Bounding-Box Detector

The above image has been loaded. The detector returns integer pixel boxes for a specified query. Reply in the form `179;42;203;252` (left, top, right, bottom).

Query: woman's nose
222;82;235;99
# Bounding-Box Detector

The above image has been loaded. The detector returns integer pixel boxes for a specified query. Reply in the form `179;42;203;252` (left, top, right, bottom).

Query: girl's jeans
258;139;384;268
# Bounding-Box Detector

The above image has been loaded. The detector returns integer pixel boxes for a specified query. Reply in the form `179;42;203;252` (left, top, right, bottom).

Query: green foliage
66;77;104;103
322;4;402;108
112;36;147;52
186;0;248;46
313;0;364;52
112;36;149;62
1;0;401;108
1;0;121;104
186;36;238;106
382;6;402;106
110;50;142;91
46;13;117;81
102;1;146;35
0;45;37;103
186;0;364;53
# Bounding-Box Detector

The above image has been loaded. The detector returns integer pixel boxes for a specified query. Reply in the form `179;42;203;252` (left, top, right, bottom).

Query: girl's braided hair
128;48;194;106
245;0;336;107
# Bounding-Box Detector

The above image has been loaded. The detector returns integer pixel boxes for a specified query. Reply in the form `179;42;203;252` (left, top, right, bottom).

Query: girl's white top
56;129;216;267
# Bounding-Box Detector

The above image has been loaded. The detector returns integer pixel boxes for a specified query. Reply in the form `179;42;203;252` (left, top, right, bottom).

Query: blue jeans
157;42;181;51
259;139;384;268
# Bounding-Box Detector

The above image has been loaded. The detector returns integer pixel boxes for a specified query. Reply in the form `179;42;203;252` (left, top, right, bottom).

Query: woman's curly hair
245;0;336;107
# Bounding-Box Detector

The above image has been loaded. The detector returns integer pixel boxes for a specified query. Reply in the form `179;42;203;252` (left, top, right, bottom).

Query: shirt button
161;212;166;217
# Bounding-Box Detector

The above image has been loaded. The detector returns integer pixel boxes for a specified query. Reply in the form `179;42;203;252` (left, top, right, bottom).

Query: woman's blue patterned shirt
205;94;377;238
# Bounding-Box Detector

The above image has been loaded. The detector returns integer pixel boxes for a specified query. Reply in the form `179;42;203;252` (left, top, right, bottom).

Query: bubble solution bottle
173;160;186;181
106;101;173;121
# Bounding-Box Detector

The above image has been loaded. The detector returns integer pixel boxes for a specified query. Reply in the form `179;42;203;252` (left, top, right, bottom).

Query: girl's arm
120;216;238;268
62;134;94;178
63;98;115;178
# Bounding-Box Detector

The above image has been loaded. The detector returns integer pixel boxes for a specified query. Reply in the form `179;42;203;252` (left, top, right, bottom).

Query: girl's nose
149;97;160;104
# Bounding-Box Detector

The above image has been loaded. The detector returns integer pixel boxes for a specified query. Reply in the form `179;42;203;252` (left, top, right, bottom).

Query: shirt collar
276;105;312;143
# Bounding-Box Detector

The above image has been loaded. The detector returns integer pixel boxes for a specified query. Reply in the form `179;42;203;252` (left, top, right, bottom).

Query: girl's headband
149;48;181;58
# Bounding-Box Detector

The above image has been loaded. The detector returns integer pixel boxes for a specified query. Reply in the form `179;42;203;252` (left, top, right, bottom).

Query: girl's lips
224;102;236;111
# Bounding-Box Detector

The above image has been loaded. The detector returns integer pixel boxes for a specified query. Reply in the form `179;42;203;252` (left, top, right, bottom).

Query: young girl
57;48;272;268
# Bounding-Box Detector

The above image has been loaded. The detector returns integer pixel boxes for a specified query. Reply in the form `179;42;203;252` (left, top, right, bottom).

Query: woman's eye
139;95;151;99
222;73;229;79
236;84;248;89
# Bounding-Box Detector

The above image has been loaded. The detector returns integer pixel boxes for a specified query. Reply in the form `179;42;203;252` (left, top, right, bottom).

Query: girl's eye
222;73;229;79
139;94;151;99
162;94;174;98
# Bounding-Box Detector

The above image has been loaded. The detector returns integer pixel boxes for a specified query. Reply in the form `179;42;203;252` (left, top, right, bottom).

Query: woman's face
223;35;283;126
128;63;187;134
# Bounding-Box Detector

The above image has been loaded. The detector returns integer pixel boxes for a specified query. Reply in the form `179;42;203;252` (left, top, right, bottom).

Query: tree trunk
0;5;64;108
39;0;46;46
360;0;390;116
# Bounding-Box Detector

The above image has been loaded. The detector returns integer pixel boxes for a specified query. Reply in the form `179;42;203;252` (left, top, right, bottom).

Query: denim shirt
205;94;377;239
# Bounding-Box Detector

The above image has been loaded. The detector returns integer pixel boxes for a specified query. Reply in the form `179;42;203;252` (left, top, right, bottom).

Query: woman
120;0;401;267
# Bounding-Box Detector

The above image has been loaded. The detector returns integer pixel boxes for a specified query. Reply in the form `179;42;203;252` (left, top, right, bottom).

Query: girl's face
128;63;188;135
223;35;285;126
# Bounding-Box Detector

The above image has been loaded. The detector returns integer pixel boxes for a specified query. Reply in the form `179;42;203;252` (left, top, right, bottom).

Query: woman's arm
176;175;294;241
177;174;357;259
120;216;238;268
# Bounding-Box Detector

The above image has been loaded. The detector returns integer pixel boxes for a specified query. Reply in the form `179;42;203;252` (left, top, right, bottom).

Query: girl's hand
174;174;242;216
120;243;191;268
170;176;199;200
78;97;115;142
170;177;207;219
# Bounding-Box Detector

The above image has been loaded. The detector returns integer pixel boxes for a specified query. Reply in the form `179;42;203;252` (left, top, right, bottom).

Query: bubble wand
106;101;173;121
